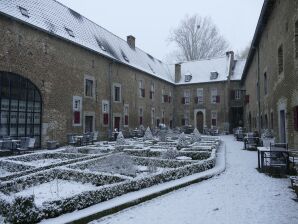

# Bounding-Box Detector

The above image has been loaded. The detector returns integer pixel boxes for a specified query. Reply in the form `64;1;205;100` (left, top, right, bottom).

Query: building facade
242;0;298;149
0;0;245;147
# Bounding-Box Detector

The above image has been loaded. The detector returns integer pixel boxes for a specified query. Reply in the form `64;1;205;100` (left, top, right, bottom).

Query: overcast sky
57;0;263;61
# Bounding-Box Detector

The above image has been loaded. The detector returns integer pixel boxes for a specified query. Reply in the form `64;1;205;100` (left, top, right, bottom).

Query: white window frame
113;83;122;103
235;90;241;100
102;100;109;113
73;96;82;126
211;88;218;104
84;75;95;98
151;108;155;126
211;111;217;127
184;90;190;105
139;80;144;98
197;88;204;104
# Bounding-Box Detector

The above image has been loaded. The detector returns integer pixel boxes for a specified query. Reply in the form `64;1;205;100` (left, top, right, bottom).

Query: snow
39;139;224;224
89;136;298;224
0;168;11;177
24;158;64;167
14;179;97;206
231;59;246;80
0;215;4;223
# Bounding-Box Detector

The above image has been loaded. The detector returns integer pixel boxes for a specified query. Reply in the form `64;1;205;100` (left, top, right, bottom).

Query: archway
0;72;42;147
196;111;204;133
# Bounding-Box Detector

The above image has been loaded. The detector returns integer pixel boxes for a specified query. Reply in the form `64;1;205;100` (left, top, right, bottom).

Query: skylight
185;72;192;82
121;50;129;62
65;27;75;37
210;72;219;80
18;6;29;18
95;38;106;51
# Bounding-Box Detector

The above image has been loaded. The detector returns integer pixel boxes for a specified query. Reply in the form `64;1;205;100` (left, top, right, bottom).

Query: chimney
226;51;235;79
127;35;136;49
175;63;181;83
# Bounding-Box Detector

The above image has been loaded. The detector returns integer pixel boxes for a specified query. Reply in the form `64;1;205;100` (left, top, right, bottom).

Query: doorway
84;116;94;133
114;117;120;131
196;111;204;133
279;110;286;143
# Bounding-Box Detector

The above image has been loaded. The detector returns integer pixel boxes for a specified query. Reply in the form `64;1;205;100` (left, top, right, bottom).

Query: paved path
92;135;298;224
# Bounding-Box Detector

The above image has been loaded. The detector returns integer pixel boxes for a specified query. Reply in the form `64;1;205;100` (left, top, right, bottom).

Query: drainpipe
257;45;261;135
108;61;114;139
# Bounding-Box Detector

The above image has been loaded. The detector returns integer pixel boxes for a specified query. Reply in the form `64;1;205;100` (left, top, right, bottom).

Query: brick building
0;0;245;147
242;0;298;150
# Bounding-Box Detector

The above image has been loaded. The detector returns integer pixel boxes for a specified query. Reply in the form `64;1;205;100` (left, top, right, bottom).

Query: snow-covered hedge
0;154;102;182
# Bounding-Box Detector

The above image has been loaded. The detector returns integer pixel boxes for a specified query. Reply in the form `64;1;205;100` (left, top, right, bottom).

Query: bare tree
236;44;251;59
168;15;230;62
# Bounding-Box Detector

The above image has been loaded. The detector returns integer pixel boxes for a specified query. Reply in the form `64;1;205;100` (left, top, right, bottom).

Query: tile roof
0;0;174;83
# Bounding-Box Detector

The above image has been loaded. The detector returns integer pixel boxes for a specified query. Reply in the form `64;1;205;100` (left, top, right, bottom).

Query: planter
47;141;59;150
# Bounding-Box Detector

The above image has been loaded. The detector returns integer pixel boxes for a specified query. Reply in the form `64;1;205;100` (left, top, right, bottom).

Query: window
18;6;29;18
211;111;217;127
139;80;145;98
278;45;284;74
65;27;75;37
235;90;241;100
121;50;129;62
264;73;268;95
196;88;204;104
150;83;155;99
139;107;143;125
185;74;192;82
73;96;82;126
211;88;218;104
295;21;298;58
169;91;172;103
102;100;109;125
124;104;129;126
113;84;121;102
184;90;190;105
265;114;268;129
151;108;155;126
85;79;94;97
95;37;106;51
293;106;298;131
162;110;165;123
210;72;218;80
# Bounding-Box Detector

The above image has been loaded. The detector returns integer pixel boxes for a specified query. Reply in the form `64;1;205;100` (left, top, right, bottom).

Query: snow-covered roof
174;56;230;85
0;0;174;83
231;59;246;81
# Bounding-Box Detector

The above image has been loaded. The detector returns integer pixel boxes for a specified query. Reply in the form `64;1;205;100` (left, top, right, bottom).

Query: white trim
112;83;122;103
84;75;95;99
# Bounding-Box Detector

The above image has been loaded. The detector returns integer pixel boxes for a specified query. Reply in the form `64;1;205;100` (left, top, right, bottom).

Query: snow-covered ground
15;179;98;206
91;135;298;224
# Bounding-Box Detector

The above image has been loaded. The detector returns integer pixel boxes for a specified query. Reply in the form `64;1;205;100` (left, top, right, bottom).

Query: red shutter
230;90;235;100
125;115;129;126
103;113;109;125
294;107;298;131
74;111;80;124
194;97;198;104
216;95;220;103
139;116;143;125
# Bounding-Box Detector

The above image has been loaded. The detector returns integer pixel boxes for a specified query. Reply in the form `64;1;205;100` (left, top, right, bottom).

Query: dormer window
185;73;192;82
18;6;29;18
65;27;75;37
95;38;106;51
210;71;219;80
121;50;129;62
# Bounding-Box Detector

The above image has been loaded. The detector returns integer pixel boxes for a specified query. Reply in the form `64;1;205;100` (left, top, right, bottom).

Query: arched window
0;72;42;147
